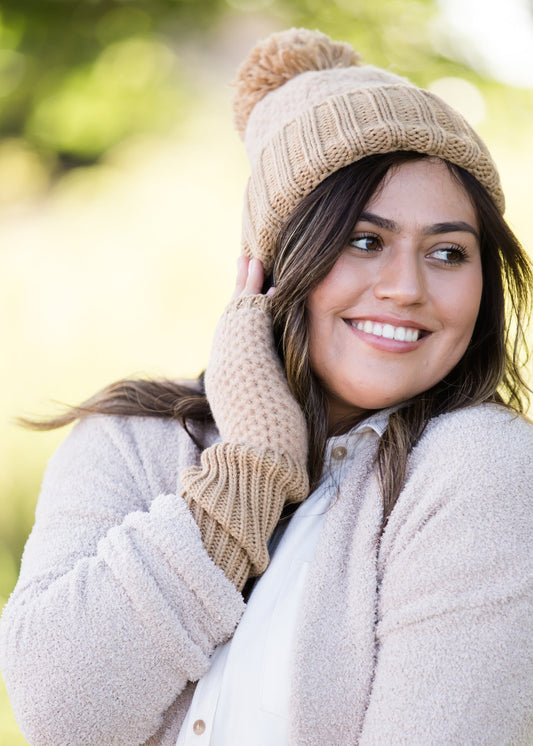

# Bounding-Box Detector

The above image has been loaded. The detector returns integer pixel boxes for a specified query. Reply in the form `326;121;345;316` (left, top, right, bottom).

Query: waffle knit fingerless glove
181;295;309;590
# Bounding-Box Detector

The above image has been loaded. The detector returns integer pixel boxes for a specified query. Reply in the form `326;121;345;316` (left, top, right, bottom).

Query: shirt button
193;719;206;735
331;445;347;461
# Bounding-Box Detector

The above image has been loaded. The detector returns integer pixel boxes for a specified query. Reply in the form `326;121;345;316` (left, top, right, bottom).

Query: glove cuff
181;442;309;590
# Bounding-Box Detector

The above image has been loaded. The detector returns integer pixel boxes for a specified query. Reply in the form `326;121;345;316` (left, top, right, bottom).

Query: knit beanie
233;27;504;272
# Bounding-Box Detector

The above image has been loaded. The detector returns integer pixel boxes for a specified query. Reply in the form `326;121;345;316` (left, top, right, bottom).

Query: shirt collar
330;406;393;442
353;407;393;437
323;407;395;469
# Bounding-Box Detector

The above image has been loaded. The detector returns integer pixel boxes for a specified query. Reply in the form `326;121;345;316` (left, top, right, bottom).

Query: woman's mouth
346;319;428;342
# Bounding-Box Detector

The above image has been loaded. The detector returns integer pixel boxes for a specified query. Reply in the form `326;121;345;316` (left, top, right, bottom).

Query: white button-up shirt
177;412;389;745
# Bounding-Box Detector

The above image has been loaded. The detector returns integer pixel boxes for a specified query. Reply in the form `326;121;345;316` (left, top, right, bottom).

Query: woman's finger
245;257;264;295
232;255;250;299
233;256;265;299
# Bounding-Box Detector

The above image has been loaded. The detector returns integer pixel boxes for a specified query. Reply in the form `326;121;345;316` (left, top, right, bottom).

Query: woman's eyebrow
358;212;479;240
425;221;480;240
358;211;398;232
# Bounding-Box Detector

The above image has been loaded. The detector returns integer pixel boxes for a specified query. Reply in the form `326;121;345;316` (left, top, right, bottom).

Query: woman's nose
373;250;427;305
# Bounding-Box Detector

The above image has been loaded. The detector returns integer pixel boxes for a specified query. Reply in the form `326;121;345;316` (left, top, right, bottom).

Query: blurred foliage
1;0;531;175
0;0;226;168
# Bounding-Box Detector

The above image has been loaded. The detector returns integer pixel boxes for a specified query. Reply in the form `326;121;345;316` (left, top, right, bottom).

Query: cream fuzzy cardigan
0;403;532;745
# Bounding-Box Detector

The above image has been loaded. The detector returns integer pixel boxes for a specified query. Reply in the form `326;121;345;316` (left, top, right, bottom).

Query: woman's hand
232;255;276;300
205;256;305;459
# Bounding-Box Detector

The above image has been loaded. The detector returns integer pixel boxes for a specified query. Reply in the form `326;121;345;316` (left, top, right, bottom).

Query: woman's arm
360;406;533;745
182;257;309;589
0;415;245;746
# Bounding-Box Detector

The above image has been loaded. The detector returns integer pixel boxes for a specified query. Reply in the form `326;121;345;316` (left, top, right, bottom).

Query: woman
1;28;532;745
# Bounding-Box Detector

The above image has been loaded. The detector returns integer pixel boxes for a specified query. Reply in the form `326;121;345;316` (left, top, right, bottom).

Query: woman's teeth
352;320;420;342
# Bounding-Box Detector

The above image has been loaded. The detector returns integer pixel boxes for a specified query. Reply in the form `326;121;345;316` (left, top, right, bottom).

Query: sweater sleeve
360;407;533;745
0;415;245;746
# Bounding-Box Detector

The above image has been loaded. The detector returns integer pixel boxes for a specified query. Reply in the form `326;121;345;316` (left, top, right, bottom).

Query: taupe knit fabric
204;294;307;458
182;443;307;589
1;405;532;744
181;294;308;589
233;28;504;272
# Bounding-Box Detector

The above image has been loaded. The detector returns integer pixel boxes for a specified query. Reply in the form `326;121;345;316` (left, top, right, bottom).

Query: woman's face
307;158;483;426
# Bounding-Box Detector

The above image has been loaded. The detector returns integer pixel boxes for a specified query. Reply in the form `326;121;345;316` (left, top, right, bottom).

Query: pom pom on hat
233;27;362;137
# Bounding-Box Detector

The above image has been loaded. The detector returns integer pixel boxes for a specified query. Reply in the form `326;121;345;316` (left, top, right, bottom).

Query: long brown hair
25;152;532;521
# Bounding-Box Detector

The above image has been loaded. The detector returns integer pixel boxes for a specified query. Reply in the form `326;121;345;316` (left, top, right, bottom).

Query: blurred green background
0;0;532;742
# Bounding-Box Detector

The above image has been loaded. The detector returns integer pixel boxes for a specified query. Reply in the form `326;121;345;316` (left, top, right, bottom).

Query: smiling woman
1;27;532;746
307;158;483;421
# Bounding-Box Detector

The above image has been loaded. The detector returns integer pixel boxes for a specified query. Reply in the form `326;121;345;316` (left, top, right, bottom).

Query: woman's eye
349;234;381;252
430;245;468;264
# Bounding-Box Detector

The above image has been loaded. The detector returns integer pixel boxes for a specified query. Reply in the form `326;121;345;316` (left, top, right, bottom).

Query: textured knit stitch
233;28;504;271
184;293;309;588
204;294;307;461
181;443;308;589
